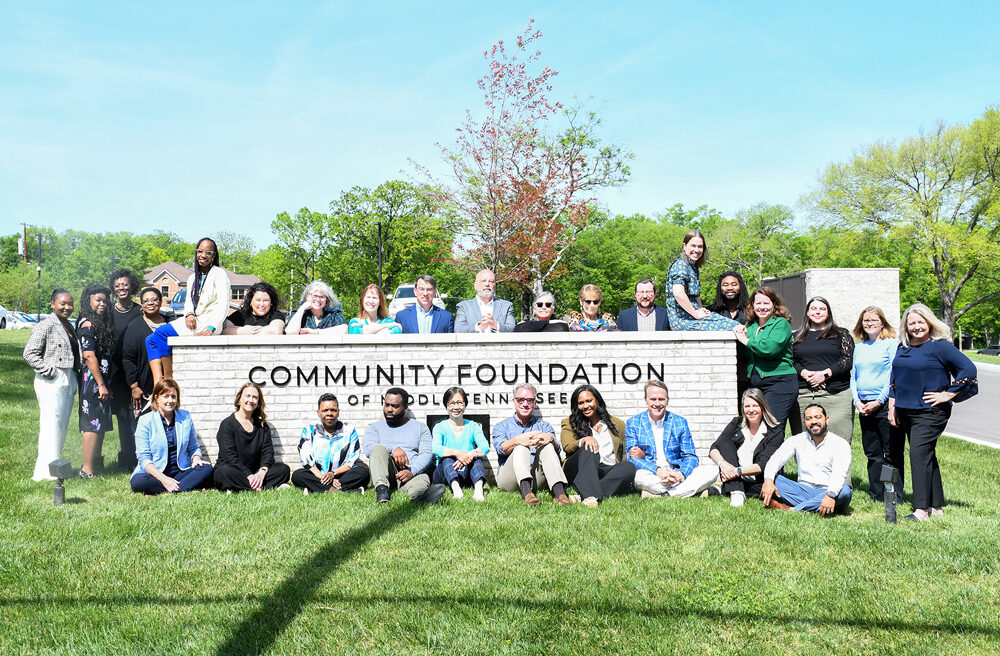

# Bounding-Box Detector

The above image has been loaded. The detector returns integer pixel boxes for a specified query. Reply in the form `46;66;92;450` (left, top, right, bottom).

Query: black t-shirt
227;309;286;328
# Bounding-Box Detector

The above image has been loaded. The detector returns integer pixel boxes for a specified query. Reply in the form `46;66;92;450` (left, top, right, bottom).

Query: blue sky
2;1;999;248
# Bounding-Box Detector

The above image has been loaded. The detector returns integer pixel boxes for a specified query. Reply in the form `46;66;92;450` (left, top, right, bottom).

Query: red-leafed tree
422;20;632;303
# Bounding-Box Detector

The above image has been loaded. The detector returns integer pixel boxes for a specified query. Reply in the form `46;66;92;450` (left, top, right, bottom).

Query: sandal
78;468;96;480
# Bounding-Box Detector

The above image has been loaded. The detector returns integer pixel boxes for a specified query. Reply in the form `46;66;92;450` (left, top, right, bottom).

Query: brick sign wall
171;332;738;467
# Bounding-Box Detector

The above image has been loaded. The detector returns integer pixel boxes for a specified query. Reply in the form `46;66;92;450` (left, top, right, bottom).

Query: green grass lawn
2;330;999;656
963;350;1000;366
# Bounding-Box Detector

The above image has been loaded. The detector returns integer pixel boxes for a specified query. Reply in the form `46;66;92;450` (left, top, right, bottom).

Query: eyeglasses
535;302;553;308
446;401;465;407
862;319;882;325
514;397;536;405
196;249;216;256
582;299;601;305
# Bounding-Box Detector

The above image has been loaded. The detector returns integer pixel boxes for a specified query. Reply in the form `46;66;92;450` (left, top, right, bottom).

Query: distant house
143;261;261;309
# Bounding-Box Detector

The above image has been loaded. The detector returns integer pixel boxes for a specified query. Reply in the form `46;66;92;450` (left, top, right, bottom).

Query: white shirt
649;413;666;468
736;425;765;470
591;421;616;466
475;297;496;333
764;431;852;495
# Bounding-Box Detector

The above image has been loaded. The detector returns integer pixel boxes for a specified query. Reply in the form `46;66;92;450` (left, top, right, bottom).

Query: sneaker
568;494;582;503
277;483;291;490
730;491;746;508
582;496;599;508
415;484;447;504
376;485;391;504
523;492;542;506
303;488;310;496
640;490;666;500
452;486;464;500
473;489;485;502
930;507;944;516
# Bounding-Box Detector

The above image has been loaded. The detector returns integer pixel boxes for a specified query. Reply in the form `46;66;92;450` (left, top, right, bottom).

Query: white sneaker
473;489;485;502
730;491;746;507
277;483;291;490
640;490;667;500
452;486;464;500
303;488;310;496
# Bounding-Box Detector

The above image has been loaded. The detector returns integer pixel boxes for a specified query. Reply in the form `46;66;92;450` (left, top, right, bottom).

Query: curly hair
568;385;619;439
78;284;115;353
746;287;791;324
236;281;281;322
708;270;749;316
108;268;140;296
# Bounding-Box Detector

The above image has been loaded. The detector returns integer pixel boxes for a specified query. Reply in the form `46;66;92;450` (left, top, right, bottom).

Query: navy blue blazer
395;304;455;334
615;305;670;331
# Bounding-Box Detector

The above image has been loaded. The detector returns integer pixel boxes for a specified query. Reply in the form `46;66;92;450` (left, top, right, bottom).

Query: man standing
291;393;370;494
455;269;515;333
762;404;852;515
395;275;454;334
616;279;670;331
492;384;572;506
364;387;447;503
625;380;719;498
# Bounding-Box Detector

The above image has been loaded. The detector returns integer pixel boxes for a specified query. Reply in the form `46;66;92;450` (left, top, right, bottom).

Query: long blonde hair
900;303;950;347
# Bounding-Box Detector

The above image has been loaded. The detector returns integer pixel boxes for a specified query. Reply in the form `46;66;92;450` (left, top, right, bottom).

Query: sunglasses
535;302;553;308
582;299;601;305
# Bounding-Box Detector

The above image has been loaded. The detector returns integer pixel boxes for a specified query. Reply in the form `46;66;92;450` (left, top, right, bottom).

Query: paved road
945;363;999;448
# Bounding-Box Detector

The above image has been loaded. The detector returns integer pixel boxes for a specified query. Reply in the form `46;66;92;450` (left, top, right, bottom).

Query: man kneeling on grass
762;404;852;515
291;393;370;494
364;387;447;504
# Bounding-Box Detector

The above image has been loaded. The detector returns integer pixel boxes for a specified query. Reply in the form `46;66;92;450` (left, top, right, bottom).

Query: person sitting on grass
364;387;447;504
130;378;213;495
431;386;491;501
292;393;370;494
213;382;290;493
762;404;852;515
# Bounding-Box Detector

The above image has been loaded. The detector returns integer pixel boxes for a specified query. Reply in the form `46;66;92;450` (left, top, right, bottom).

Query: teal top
431;418;491;463
745;316;796;378
347;317;402;335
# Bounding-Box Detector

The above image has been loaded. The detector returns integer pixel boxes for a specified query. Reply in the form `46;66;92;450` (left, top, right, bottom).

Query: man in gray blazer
455;269;516;333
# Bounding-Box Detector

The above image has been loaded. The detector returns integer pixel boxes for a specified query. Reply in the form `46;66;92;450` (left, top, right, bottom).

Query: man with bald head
455;269;515;333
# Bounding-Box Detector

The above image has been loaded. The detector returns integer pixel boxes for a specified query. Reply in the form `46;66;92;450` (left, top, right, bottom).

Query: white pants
635;464;719;497
33;368;78;481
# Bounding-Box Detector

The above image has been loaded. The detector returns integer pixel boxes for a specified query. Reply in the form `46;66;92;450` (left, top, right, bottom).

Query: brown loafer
523;492;542;506
553;493;572;505
765;497;791;511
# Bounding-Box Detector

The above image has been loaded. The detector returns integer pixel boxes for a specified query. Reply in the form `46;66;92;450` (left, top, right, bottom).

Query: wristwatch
826;490;837;499
736;467;743;476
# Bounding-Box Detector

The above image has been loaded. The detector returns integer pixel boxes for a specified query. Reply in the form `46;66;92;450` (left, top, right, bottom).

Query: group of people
23;232;979;521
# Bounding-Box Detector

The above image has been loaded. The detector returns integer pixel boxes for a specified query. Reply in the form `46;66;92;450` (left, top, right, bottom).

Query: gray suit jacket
454;297;516;333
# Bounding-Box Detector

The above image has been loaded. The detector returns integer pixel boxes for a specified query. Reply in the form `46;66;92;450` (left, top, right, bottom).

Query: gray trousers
495;443;567;493
789;388;855;444
368;444;431;500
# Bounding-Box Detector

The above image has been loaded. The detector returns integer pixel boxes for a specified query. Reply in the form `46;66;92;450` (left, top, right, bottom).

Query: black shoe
415;483;447;504
375;485;390;503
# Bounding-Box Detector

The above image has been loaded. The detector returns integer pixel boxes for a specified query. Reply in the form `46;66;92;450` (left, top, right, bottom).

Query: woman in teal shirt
348;284;402;335
431;387;491;501
734;286;797;433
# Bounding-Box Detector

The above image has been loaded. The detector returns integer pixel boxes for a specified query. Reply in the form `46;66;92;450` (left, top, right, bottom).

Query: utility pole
376;222;384;290
20;223;29;311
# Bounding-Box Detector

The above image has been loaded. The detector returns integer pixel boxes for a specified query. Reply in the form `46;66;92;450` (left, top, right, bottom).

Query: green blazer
745;316;795;378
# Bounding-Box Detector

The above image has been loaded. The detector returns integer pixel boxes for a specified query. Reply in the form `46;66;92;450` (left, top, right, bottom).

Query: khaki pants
368;444;431;500
495;443;567;493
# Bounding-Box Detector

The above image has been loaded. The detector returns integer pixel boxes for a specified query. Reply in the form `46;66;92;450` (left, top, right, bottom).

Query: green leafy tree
213;231;256;274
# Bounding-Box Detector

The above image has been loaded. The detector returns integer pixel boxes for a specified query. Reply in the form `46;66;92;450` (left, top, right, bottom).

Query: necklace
114;299;135;313
143;315;165;330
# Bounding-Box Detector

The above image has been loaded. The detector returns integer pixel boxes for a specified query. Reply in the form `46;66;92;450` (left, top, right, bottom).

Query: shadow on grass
3;590;997;641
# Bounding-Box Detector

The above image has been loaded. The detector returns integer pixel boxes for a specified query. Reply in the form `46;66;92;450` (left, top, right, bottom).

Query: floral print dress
78;322;113;432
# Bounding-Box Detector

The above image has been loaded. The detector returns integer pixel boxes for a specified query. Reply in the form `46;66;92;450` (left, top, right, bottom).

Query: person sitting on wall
513;291;570;332
431;386;491;501
213;382;291;493
762;404;853;515
222;281;287;335
292;393;370;494
285;280;348;335
348;284;403;335
565;284;618;331
364;387;447;504
560;385;637;508
492;384;573;505
707;387;784;507
616;279;670;331
455;269;515;333
625;380;719;498
395;275;454;334
130;378;214;495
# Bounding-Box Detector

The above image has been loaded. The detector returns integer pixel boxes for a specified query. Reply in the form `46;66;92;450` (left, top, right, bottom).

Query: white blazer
174;266;231;335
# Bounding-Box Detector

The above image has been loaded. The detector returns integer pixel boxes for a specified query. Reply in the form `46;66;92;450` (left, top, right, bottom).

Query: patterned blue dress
77;322;113;432
665;256;741;331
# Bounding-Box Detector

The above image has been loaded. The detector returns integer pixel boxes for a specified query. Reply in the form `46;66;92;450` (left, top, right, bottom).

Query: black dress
227;309;286;328
213;414;290;491
78;322;114;432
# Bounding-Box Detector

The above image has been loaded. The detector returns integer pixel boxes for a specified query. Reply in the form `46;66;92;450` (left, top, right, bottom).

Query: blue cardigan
131;409;203;478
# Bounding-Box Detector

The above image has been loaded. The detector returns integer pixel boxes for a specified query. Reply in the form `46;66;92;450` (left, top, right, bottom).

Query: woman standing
284;280;348;335
431;387;491;501
560;385;636;508
109;268;141;471
513;291;569;332
214;382;290;492
23;289;80;481
121;287;166;425
146;238;231;383
850;306;902;502
348;284;402;335
790;297;855;442
221;282;286;335
708;388;784;507
130;379;214;494
665;230;740;331
889;304;977;521
733;287;798;433
77;284;115;478
566;285;618;332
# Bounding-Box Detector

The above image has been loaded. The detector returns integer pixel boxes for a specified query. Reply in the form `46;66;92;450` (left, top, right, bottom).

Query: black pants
563;448;636;501
859;403;905;501
214;462;291;492
713;436;766;499
897;405;950;510
114;402;137;472
751;373;797;436
291;462;370;493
